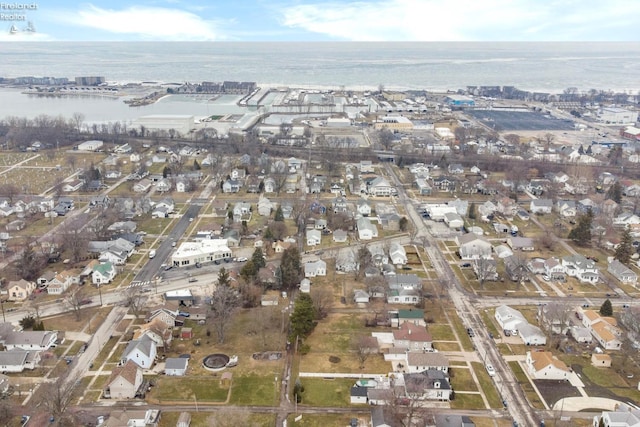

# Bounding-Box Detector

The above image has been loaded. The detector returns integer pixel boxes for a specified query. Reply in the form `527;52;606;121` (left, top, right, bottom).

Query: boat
24;21;36;32
9;25;18;34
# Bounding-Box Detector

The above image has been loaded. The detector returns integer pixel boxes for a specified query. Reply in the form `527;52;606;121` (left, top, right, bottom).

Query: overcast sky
2;0;639;42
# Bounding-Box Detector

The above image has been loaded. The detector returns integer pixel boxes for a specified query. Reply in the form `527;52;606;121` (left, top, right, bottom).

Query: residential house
210;200;228;217
614;213;640;228
353;290;370;304
530;199;553;214
405;351;449;373
299;278;311;293
350;386;369;404
414;178;432;195
2;331;58;351
164;358;188;376
46;271;78;295
263;177;276;194
232;202;251;223
518;323;547;346
389;243;407;265
387;288;421;305
544;257;566;281
508;236;535;251
222;179;241;193
272;240;294;254
133;318;172;349
146;307;179;329
495;305;526;331
435;415;475;427
121;335;157;369
62;179;84;192
155;178;171;193
7;279;35;301
392;322;432;351
304;259;327;277
562;254;599;284
287;157;302;171
504;255;528;282
448;163;464;174
306;229;321;246
333;229;348;243
526;351;571;380
367;176;395;197
105;360;143;399
357;217;378;240
456;233;492;260
230;168;246;180
556;200;577;217
608;259;637;286
473;258;498;282
92;262;117;285
133;179;153;193
394;309;426;327
359;160;374;173
497;197;518;217
379;213;401;231
594;404;640;427
387;274;422;291
444;212;464;229
478;200;497;220
257;196;274;217
0;350;40;373
357;199;372;217
433;176;456;192
403;370;452;401
581;309;622;350
332;196;348;213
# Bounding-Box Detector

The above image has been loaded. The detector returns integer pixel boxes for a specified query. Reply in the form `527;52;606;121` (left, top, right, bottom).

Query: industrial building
597;107;638;125
373;116;413;130
445;94;475;108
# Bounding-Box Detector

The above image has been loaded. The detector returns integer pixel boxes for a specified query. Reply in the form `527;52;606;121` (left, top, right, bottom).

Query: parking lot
466;110;577;131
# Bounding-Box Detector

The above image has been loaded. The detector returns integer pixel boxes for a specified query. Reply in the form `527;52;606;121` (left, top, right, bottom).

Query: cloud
280;0;640;41
54;4;225;40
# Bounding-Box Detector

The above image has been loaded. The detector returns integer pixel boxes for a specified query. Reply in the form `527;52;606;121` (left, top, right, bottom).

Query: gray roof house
608;259;637;286
164;357;189;376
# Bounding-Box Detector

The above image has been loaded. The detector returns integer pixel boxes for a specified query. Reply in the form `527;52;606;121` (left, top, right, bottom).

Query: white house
304;259;327;277
306;229;321;246
608;259;637;286
389;243;407;265
456;233;492;260
526;351;570;380
3;331;58;351
443;212;464;229
92;262;117;285
529;199;553;214
0;350;40;373
164;357;189;376
357;217;378;240
495;305;526;331
562;255;599;284
518;323;547;346
367;177;395;197
354;290;370;304
121;335;157;369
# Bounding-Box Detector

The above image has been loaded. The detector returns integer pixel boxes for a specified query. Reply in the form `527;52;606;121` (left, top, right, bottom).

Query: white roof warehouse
171;238;232;268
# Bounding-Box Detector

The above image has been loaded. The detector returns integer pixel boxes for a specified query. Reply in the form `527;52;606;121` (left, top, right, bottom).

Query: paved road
385;163;540;427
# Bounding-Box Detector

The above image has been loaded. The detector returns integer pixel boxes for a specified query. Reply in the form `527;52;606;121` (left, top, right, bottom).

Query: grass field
297;378;354;407
151;377;229;403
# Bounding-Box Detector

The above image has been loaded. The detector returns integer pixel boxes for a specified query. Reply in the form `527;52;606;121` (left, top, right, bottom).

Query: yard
149;377;229;403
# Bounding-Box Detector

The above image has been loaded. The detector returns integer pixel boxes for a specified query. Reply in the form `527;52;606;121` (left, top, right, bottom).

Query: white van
149;249;156;259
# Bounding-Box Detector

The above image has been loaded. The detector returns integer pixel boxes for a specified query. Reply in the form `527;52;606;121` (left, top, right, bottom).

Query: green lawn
429;323;457;341
450;367;477;392
471;362;503;409
288;414;367;427
450;392;485;409
297;378;353;407
153;377;229;402
228;374;279;406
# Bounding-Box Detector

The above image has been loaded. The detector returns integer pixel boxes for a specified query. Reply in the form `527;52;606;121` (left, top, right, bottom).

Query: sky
1;0;639;42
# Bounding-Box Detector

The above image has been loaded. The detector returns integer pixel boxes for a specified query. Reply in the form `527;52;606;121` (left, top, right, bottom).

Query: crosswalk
128;280;153;289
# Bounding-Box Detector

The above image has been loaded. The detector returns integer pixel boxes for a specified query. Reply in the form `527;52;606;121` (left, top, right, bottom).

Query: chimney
408;329;411;335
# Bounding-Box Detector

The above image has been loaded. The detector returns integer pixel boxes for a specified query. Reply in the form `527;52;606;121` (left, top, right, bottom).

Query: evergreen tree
568;209;593;246
217;267;230;287
193;159;201;170
614;227;634;264
274;205;284;222
399;216;409;232
162;166;171;178
468;203;477;220
280;246;302;290
240;260;257;282
599;299;613;317
606;182;622;204
289;293;316;344
251;247;266;269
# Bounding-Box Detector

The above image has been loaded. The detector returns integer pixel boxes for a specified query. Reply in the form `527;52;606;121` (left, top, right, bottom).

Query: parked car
188;277;197;283
236;256;248;262
485;364;496;377
466;328;475;337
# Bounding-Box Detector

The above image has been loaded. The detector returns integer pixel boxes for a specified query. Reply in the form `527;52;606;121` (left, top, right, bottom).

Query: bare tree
310;287;334;320
71;112;85;133
473;257;497;290
38;374;79;420
355;246;373;281
123;287;145;317
0;183;20;204
58;216;89;263
352;334;376;369
538;230;557;251
210;268;240;344
64;289;85;321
